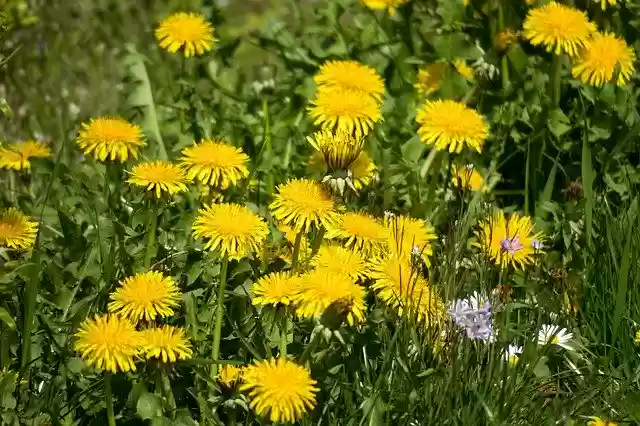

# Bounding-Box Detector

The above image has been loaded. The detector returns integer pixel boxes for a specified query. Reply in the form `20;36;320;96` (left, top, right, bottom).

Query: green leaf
582;138;595;248
0;307;15;330
536;156;558;219
548;109;571;138
612;222;633;346
136;392;163;420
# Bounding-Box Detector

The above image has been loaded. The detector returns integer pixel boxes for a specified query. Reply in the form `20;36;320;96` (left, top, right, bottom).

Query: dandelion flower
572;32;635;87
74;315;141;373
76;117;146;162
416;100;488;153
269;179;340;233
326;212;387;256
308;86;382;138
361;0;408;15
496;29;519;52
314;60;384;103
386;214;436;265
453;59;475;81
503;344;523;366
350;152;378;190
240;358;318;423
180;139;250;188
193;203;269;260
414;63;447;95
588;417;618;426
293;269;367;325
155;12;216;57
523;2;596;57
369;255;445;326
311;244;369;281
140;325;192;362
537;324;574;350
307;129;364;171
218;364;244;388
476;210;544;269
108;271;181;322
0;140;51;170
594;0;619;11
127;161;189;198
0;208;38;250
451;164;488;192
252;271;300;307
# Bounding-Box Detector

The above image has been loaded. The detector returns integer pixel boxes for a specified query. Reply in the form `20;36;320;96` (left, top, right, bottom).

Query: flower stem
160;371;177;414
143;203;158;269
299;329;320;365
104;374;116;426
279;313;288;358
310;226;325;257
419;149;438;179
291;231;303;273
498;0;509;92
210;252;229;380
548;54;562;106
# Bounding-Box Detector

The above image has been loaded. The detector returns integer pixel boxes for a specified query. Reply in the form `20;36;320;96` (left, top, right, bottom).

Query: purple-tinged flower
448;292;494;341
500;236;524;254
531;239;542;250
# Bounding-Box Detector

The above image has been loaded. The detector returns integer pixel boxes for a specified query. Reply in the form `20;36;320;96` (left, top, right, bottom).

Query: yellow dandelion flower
108;271;181;322
74;314;141;373
326;212;387;256
76;117;146;162
192;203;269;260
155;12;216;57
0;140;51;171
276;221;312;265
416;100;488;153
179;139;250;188
523;2;596;57
350;152;378;190
269;179;340;233
451;164;488;192
251;271;300;307
572;32;635;87
453;59;475;82
594;0;619;10
361;0;408;15
127;161;189;198
414;63;447;95
369;255;445;326
140;325;192;362
311;244;369;281
307;129;364;171
240;358;318;423
308;86;382;139
588;418;618;426
314;60;385;103
218;364;244;388
293;269;367;325
476;210;544;270
385;214;436;265
0;208;38;250
495;29;519;52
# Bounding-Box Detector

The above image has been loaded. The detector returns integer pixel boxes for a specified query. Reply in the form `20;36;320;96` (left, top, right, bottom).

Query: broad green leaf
136;392;162;420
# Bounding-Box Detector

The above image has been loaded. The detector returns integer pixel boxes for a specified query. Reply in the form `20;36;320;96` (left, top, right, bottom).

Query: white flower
537;324;574;350
503;344;523;365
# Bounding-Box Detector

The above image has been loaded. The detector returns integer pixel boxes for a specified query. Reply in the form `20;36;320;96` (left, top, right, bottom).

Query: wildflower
588;418;618;426
448;292;494;341
360;0;408;15
192;203;269;260
635;330;640;345
476;210;544;269
293;269;367;325
76;117;146;162
451;164;487;192
503;344;523;366
269;179;340;233
523;2;596;57
140;325;192;362
537;324;574;350
308;151;377;192
127;161;189;198
0;208;38;250
385;215;436;265
179;139;250;188
594;0;619;10
308;86;382;138
218;364;244;388
108;271;181;323
307;129;364;171
74;315;141;373
311;244;369;281
572;32;635;87
155;12;216;57
495;29;519;51
240;358;318;423
326;212;387;256
414;63;447;95
0;140;51;170
453;59;475;82
416;100;488;153
314;60;384;103
276;221;311;265
251;271;300;307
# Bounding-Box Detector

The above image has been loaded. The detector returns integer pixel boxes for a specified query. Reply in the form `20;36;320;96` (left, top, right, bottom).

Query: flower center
551;336;560;344
0;223;17;240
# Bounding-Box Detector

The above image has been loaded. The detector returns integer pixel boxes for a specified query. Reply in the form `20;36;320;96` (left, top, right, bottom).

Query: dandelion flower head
76;117;146;162
314;60;384;103
361;0;408;15
193;203;269;260
180;139;250;188
453;59;475;81
0;140;51;171
155;12;216;57
496;29;519;51
251;271;300;307
127;161;189;198
307;129;364;171
218;364;244;388
594;0;619;11
308;150;377;191
385;214;436;265
572;32;635;87
311;244;369;281
451;164;488;192
588;417;618;426
414;63;447;95
108;271;182;322
74;314;141;373
416;100;488;153
0;208;38;250
523;2;596;57
140;325;192;362
326;212;387;256
240;358;318;423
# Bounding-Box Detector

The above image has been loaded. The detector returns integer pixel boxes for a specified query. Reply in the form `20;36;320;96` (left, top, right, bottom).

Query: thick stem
143;205;158;269
160;371;177;414
20;249;40;369
299;330;320;365
291;231;303;273
104;374;116;426
8;171;16;203
210;253;229;379
310;227;325;257
279;313;288;358
262;97;271;154
498;0;509;92
419;149;438;179
548;54;562;106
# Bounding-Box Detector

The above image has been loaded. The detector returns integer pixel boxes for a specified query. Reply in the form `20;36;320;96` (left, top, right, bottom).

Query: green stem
8;171;16;203
497;0;509;92
160;371;177;414
21;249;40;369
210;252;229;379
291;231;303;273
279;313;288;358
143;204;158;269
0;324;9;369
548;54;562;106
262;97;271;154
310;227;325;257
105;374;116;426
299;330;320;365
524;138;531;216
419;149;438;179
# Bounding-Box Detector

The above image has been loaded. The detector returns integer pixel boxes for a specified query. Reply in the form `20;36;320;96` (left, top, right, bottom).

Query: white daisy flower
503;344;523;366
537;324;574;350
